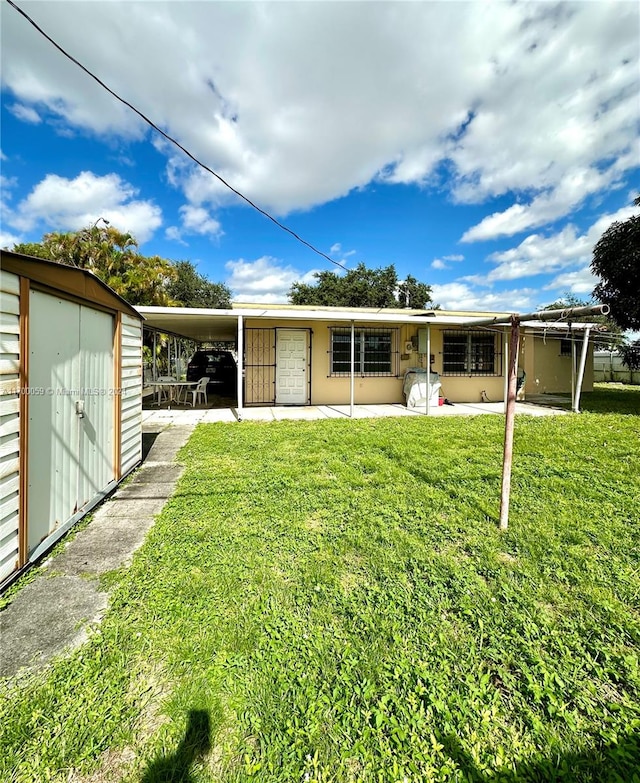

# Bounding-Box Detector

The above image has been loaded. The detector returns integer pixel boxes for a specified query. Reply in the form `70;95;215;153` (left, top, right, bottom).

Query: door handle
75;400;85;418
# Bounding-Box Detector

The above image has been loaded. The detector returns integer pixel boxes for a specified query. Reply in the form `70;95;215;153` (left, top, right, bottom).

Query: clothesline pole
499;317;520;531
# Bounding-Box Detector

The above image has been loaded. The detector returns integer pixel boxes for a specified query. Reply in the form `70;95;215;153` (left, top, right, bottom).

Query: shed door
77;306;114;507
275;330;308;404
28;291;114;555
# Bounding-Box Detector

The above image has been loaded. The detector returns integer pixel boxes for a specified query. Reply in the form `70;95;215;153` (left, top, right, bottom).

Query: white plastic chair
188;377;209;407
156;375;176;404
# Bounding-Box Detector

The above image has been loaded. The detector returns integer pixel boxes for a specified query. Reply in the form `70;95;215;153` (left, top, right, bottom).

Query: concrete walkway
0;423;193;680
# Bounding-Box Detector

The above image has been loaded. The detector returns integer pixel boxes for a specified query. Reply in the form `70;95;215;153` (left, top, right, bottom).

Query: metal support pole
236;316;243;420
499;317;520;531
350;321;355;418
571;337;576;410
425;325;431;416
573;327;591;413
152;331;157;381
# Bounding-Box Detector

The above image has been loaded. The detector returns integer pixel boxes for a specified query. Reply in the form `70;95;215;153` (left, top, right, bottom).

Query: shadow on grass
443;730;640;782
140;710;211;783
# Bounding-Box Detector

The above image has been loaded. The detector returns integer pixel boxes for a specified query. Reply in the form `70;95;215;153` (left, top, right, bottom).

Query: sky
1;0;638;311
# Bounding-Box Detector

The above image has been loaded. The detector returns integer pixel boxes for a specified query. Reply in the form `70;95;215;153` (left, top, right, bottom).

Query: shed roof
1;250;143;320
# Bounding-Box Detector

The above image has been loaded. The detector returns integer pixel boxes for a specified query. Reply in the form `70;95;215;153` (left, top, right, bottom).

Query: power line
5;0;348;272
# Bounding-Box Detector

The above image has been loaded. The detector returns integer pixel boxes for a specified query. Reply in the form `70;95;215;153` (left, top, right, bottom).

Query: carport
137;307;241;409
137;305;441;417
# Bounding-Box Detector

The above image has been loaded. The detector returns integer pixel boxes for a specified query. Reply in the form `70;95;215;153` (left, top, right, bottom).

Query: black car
186;350;237;393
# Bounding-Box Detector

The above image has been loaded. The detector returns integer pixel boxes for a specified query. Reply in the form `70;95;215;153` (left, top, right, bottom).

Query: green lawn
543;383;640;415
1;387;639;782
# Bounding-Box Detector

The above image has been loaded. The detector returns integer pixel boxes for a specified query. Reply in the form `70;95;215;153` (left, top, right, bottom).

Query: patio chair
188;377;209;408
156;375;176;404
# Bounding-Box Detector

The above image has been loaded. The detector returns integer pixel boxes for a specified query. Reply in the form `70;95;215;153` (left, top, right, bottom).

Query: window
560;338;573;356
330;328;397;376
442;330;502;376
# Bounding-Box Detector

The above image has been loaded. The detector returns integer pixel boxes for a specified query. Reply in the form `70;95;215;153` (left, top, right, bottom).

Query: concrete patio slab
140;400;568;426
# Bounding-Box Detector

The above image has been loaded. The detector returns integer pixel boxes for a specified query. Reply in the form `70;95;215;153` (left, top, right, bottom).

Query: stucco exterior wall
243;319;590;404
244;318;516;405
525;336;594;394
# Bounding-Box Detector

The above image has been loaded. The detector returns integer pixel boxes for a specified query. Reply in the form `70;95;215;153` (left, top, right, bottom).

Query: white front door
275;330;308;404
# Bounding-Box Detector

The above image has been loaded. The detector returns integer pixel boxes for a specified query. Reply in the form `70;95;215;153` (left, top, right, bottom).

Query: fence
593;351;640;384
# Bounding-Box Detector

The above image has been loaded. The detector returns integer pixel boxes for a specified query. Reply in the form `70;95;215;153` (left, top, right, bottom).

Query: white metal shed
0;251;144;587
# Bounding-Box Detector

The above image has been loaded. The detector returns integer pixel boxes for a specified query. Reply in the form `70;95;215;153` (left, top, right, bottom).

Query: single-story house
139;303;597;410
0;251;143;587
0;249;597;588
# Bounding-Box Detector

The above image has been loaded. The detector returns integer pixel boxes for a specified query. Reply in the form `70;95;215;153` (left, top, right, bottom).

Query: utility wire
5;0;347;272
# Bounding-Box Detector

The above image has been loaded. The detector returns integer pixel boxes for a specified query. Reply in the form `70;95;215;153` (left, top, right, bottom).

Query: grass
1;386;639;782
537;382;640;415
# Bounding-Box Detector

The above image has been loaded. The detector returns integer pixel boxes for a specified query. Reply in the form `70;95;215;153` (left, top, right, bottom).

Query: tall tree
13;224;178;306
591;196;640;330
619;340;640;371
289;263;434;309
166;261;231;308
397;274;435;309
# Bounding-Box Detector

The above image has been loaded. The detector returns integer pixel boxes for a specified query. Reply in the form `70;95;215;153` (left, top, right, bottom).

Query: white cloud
10;171;162;243
8;103;42;124
225;256;319;303
1;2;635;221
330;243;342;255
432;253;464;270
0;230;23;249
460;157;636;242
544;267;597;296
431;282;535;313
468;204;639;284
164;226;187;245
178;205;223;239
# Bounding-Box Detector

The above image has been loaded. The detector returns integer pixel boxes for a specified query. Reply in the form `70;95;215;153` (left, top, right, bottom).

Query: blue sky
1;1;638;310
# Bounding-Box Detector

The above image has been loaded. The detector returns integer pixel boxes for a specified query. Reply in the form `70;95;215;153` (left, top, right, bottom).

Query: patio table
152;380;199;405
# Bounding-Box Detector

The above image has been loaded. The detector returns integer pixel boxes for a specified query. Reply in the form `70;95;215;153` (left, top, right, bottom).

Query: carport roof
137;304;456;342
137;304;600;343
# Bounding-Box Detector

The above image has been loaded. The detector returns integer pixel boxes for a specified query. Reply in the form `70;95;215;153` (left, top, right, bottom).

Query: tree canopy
619;340;640;371
166;261;231;309
591;196;640;331
12;224;229;308
288;263;434;309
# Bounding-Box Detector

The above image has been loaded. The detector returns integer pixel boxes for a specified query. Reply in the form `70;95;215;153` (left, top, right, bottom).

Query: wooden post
503;330;509;413
499;317;520;531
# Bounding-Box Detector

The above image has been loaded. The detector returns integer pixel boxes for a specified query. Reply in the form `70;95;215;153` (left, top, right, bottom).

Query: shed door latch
75;400;85;418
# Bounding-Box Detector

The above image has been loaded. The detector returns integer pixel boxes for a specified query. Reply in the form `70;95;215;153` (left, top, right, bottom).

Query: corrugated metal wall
120;313;142;475
0;272;21;582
